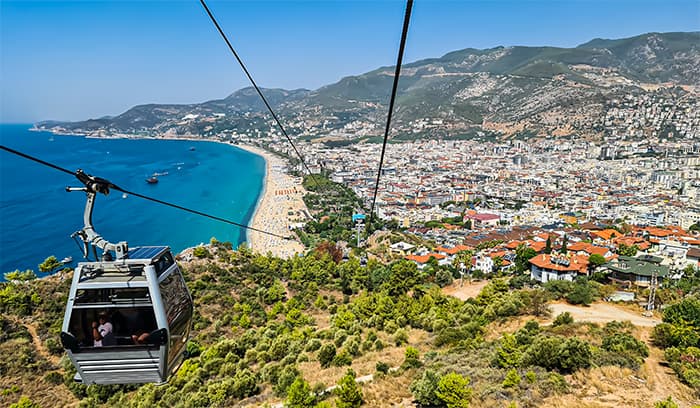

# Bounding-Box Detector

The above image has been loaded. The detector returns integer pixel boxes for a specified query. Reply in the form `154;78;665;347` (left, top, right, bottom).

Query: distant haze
1;0;698;123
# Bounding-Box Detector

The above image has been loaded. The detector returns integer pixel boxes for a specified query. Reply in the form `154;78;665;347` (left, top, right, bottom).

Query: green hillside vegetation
3;239;697;407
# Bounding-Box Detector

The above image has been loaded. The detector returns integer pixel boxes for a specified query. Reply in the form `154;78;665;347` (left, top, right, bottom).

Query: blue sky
1;0;698;123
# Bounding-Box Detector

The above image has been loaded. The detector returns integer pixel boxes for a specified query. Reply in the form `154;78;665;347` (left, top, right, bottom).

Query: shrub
332;349;353;367
522;336;591;373
333;329;349;347
552;312;574;327
522;336;563;370
45;337;63;355
403;346;421;369
651;323;677;348
274;365;300;397
436;269;454;287
542;372;568;395
654;396;679;408
410;370;441;407
344;335;361;357
4;269;37;281
543;280;573;299
665;346;700;391
9;396;40;408
502;368;521;388
566;280;594;305
44;371;63;385
394;328;409;346
601;332;648;366
436;372;472;408
318;343;336;368
186;341;202;358
336;369;363;408
557;337;592;372
305;338;322;352
494;334;521;368
230;368;259;398
374;339;384;351
662;296;700;329
376;361;390;374
286;377;316;408
525;370;536;383
192;246;210;258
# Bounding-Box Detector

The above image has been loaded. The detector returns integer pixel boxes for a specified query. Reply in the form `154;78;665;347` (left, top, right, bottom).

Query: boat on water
146;175;158;184
189;146;196;151
61;256;73;264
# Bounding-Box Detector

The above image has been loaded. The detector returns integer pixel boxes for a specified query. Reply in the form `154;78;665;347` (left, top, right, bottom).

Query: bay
0;124;264;278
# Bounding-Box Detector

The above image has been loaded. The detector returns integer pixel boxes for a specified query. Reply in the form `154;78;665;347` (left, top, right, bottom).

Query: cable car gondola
60;170;193;385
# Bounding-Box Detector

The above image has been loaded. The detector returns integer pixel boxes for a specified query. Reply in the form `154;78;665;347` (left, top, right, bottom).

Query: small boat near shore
146;175;158;184
61;256;73;264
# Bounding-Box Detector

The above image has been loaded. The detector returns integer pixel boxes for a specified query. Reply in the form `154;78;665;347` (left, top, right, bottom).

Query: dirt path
9;317;61;367
547;302;661;327
441;280;489;300
639;330;698;405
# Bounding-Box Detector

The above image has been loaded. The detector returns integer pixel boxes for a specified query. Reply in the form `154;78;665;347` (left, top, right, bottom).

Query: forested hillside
1;244;698;407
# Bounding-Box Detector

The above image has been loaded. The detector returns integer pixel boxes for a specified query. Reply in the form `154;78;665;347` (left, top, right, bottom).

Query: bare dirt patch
442;280;489;300
547;302;660;327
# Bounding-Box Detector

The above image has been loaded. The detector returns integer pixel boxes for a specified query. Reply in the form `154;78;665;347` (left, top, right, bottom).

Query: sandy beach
235;144;308;258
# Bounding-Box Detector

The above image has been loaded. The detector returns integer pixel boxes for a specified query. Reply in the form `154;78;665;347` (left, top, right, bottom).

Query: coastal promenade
236;144;307;258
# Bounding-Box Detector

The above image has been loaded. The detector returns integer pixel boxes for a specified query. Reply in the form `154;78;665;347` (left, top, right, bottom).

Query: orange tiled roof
506;240;522;249
406;253;446;264
592;229;620;240
529;254;588;273
436;246;463;255
568;242;589;252
644;227;673;237
490;251;507;259
529;241;546;252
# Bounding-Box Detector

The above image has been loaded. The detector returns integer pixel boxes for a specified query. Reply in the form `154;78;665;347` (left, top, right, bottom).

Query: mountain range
37;31;700;141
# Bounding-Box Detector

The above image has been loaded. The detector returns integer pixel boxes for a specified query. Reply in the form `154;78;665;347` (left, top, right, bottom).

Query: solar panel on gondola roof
127;246;169;260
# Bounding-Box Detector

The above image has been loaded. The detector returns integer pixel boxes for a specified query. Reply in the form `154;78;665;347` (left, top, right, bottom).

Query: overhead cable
198;0;322;190
368;0;413;230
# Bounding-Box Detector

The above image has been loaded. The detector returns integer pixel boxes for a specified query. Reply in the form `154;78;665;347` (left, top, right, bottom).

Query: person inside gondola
92;312;116;347
131;330;150;345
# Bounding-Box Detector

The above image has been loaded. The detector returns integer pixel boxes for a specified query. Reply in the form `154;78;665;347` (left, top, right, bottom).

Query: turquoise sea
0;124;265;278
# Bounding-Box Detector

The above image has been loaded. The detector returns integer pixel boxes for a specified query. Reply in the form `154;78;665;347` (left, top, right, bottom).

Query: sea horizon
0;124;265;279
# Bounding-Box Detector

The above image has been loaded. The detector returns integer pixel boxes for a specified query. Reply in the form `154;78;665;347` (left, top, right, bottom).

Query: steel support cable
0;144;292;241
198;0;322;190
368;0;413;230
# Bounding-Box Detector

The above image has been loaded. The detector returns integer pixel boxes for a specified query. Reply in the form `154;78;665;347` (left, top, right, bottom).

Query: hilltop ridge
37;31;700;142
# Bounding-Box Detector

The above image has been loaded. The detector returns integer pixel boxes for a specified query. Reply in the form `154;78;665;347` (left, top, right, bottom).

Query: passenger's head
98;312;109;323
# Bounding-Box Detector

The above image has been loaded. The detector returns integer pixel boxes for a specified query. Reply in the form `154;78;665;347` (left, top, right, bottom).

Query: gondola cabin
60;246;193;385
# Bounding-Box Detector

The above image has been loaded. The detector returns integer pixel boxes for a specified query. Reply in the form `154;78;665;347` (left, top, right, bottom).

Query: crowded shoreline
234;144;307;258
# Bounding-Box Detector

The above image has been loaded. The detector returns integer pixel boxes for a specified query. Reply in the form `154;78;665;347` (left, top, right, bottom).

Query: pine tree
544;236;552;254
336;369;363;408
560;235;568;254
286;377;316;408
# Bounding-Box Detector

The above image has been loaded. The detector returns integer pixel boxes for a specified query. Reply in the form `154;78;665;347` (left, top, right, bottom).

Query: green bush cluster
410;370;472;408
651;296;700;392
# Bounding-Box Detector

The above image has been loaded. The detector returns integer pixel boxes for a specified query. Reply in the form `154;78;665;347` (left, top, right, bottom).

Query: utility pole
356;220;363;248
352;213;366;248
647;268;658;311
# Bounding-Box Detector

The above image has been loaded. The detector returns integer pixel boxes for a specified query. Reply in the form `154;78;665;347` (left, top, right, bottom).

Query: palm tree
452;250;474;285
